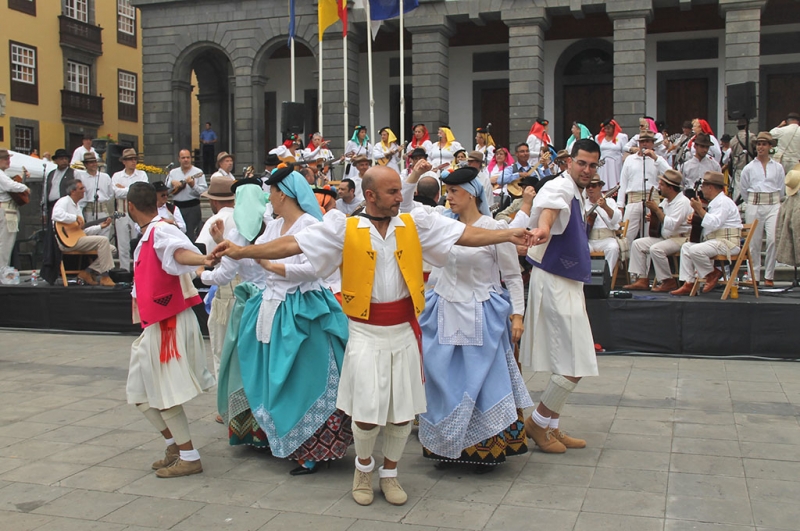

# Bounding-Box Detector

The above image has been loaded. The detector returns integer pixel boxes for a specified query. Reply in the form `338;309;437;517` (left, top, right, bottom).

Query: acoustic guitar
376;141;409;166
647;186;663;238
55;212;125;248
168;172;204;197
684;181;706;243
10;167;30;206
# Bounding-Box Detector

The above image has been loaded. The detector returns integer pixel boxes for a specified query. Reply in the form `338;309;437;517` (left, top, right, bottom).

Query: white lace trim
437;298;483;346
255;299;280;343
251;343;339;458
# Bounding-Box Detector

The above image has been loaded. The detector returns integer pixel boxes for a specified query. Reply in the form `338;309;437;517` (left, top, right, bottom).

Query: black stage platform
0;284;209;337
1;284;798;359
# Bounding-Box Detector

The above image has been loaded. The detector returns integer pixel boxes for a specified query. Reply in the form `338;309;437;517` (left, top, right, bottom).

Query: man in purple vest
510;138;600;454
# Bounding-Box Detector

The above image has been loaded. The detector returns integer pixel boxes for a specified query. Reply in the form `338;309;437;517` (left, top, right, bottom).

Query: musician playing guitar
52;179;116;286
623;169;692;292
0;149;30;271
167;149;207;241
585;176;623;273
373;128;403;173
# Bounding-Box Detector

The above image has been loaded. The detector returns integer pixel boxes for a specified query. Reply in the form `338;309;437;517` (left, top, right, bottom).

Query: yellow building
0;0;142;160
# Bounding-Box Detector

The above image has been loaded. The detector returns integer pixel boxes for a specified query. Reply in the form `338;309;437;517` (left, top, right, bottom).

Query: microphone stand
640;152;647;239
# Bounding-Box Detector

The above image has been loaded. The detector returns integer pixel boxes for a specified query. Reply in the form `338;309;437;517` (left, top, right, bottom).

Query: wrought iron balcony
59;15;103;56
61;90;104;126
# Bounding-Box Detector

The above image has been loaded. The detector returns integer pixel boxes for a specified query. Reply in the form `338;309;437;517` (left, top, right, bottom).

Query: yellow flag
319;0;339;41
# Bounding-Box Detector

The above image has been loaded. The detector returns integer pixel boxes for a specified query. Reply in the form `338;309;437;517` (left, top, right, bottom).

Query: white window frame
65;0;88;23
14;127;34;155
117;0;135;35
119;71;136;105
67;60;90;94
11;43;36;85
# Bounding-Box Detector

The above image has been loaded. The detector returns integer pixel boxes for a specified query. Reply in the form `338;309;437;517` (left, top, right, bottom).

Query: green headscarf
233;183;269;242
567;123;592;146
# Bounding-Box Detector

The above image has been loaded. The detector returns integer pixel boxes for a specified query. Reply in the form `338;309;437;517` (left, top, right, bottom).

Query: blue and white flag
287;0;296;47
369;0;418;20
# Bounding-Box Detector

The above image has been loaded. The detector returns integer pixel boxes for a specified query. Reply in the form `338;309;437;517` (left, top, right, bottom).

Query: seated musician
495;176;538;223
624;169;692;292
153;181;187;233
671;171;742;295
585;175;622;272
269;134;301;163
52;180;115;286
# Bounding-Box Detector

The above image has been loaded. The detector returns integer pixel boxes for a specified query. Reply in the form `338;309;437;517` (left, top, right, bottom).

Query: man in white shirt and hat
770;112;800;175
76;152;115;240
585;175;622;273
671;171;743;295
0;149;30;270
740;131;786;287
112;148;149;271
211;152;235;180
71;134;98;165
624;169;693;292
167;149;207;241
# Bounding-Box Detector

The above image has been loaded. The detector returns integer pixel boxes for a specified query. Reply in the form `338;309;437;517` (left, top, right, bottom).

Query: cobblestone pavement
0;330;799;531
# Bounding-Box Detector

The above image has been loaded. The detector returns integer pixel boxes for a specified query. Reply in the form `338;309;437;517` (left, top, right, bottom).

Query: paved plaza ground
0;330;799;531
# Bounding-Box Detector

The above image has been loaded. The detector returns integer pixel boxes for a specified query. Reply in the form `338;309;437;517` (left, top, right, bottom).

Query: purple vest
529;197;592;283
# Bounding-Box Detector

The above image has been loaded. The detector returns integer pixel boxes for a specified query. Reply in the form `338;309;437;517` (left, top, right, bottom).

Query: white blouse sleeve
494;220;524;315
152;223;203;276
411;206;466;268
294;214;345;279
528;178;574;236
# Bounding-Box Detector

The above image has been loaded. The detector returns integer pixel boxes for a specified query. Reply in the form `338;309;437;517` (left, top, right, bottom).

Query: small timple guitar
55;212;125;248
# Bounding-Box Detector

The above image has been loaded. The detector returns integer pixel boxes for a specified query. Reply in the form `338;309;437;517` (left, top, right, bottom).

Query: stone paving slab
1;330;799;530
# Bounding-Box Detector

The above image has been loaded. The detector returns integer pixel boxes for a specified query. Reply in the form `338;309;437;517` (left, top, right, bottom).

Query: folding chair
689;220;759;299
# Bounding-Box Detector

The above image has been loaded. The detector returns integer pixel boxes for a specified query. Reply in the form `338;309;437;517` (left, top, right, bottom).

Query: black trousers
202;144;215;175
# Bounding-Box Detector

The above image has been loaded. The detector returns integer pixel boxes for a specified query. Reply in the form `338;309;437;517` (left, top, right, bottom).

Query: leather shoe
524;416;566;453
764;279;774;287
99;275;115;287
623;277;651;291
551;428;586;449
651;278;678;293
670;282;694;296
151;443;179;470
77;270;98;286
155;457;202;478
702;268;723;293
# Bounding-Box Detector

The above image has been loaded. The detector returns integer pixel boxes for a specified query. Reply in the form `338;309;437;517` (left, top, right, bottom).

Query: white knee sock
531;409;550;429
160;405;192;446
136;402;168;432
352;423;380;461
382;423;412;463
539;374;577;415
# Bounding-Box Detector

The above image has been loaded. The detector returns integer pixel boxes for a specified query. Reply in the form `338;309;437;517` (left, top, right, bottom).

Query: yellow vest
341;213;425;320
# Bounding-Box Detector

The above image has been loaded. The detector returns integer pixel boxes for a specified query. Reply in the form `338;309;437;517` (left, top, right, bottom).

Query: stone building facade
131;0;800;170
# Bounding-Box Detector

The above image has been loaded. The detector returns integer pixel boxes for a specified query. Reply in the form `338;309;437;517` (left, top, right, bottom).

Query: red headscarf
688;119;715;149
597;119;622;144
528;120;551;145
410;125;430;149
487;147;515;174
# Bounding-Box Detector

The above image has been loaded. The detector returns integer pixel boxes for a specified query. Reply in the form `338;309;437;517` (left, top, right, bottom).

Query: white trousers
588;238;619;272
745;203;779;281
679;241;740;281
623;202;649;246
0;205;18;270
116;215;138;271
629;237;684;282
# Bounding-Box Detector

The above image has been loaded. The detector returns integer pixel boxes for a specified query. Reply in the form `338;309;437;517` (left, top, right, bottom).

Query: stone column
232;74;257;170
608;2;652;133
250;74;268;169
171;80;193;166
720;0;766;133
321;26;361;154
502;8;548;145
407;17;455;130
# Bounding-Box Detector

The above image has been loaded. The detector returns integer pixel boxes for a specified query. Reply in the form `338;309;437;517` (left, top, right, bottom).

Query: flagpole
343;34;348;148
291;38;296;102
399;0;405;148
365;0;375;154
318;38;324;135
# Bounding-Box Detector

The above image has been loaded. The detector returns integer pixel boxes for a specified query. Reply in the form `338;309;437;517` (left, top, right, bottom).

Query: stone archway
172;43;234;167
554;39;614;146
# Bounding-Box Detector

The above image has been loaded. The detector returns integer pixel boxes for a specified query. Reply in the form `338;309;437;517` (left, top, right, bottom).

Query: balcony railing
61;90;104;126
59;15;103;56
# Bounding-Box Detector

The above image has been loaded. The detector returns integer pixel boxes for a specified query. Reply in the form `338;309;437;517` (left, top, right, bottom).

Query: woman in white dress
526;118;552;167
474;128;495;162
269;134;302;163
372;127;402;173
624;117;668;159
596;119;628;191
565;123;593;154
428;126;463;172
405;124;433;170
343;126;371;181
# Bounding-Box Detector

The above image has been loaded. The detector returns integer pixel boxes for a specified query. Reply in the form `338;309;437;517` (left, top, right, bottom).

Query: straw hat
638;130;656;141
786;166;800;197
216;151;233;164
201;176;235;200
701;171;725;187
82;152;98;163
120;148;138;161
659;169;683;188
755;132;777;147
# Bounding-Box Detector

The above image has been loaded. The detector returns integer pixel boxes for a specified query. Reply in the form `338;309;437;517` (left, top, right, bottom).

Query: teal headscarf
350;126;369;147
234;184;269;242
275;170;324;221
567;123;592;146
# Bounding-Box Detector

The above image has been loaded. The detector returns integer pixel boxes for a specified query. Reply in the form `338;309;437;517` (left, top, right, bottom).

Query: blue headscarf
350;126;369;147
275;170;324;221
443;176;491;219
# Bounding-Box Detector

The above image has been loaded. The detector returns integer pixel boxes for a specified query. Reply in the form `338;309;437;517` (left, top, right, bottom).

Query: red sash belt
423;272;430;283
349;297;424;383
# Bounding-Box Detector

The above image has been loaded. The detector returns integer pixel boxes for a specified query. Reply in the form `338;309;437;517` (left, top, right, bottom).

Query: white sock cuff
378;465;398;478
549;417;560;430
540;374;577;414
531;409;550;428
179;449;200;462
355;456;375;473
164;438;175;446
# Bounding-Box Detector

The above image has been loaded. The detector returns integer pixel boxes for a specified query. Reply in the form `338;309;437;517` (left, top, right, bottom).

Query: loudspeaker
105;143;125;176
583;258;611;299
727;82;757;120
281;102;305;135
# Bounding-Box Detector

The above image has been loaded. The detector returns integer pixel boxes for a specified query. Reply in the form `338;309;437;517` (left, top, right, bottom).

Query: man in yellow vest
211;163;531;507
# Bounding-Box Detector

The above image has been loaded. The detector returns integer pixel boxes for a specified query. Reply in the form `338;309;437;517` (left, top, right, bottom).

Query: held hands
510;315;524;344
529;226;550;246
211;240;243;260
209;219;225;244
508;228;537;247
